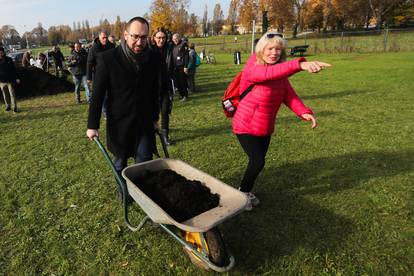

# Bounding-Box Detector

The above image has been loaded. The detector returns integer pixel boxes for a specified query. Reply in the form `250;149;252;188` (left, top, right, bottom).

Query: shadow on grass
170;110;337;143
171;123;231;143
196;81;229;93
0;109;79;125
223;150;413;273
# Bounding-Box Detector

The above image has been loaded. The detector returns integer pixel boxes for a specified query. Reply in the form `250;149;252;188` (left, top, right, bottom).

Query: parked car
7;51;25;65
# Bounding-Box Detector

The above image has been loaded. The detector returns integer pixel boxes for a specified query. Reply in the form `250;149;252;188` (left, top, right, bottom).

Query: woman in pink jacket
233;32;331;210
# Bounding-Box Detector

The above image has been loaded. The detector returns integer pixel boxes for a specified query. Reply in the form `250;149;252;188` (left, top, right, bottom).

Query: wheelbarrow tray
122;158;248;233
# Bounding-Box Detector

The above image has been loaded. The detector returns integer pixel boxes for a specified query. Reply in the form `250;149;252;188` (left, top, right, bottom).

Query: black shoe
13;108;18;113
5;107;11;111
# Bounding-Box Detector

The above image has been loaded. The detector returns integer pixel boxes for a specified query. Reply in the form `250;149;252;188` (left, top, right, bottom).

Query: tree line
0;0;412;47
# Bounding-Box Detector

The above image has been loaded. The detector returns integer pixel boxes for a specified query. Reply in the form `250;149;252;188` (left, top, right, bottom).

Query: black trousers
174;67;188;98
187;69;195;93
236;134;271;192
160;93;172;131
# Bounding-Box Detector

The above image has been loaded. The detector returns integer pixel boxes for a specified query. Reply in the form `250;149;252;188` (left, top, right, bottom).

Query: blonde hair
255;32;287;65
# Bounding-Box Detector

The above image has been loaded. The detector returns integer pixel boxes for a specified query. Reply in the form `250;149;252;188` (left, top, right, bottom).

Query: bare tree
188;13;199;36
0;25;21;45
212;3;225;35
202;4;209;36
226;0;240;34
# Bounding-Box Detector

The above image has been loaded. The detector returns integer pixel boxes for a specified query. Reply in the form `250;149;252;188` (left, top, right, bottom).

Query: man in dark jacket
68;42;90;103
0;47;20;113
172;33;189;101
87;31;115;117
86;31;115;82
50;46;65;77
86;17;160;176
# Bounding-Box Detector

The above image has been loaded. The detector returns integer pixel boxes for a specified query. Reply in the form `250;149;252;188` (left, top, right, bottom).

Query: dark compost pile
131;169;220;222
15;67;74;98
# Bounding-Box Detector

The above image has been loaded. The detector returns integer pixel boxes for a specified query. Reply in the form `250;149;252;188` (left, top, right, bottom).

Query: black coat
50;50;64;66
0;56;18;83
172;41;189;68
87;46;160;158
68;49;88;76
152;44;174;97
86;38;115;81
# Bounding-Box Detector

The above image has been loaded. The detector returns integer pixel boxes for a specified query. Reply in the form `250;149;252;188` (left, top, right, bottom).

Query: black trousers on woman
236;134;271;192
160;93;171;132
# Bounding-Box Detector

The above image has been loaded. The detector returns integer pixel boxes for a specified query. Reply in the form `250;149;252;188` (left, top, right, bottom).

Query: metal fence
194;28;414;55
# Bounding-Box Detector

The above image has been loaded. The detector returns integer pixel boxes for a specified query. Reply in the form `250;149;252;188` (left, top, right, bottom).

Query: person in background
108;34;117;45
186;43;197;94
21;50;32;67
86;17;161;199
34;52;48;71
151;28;174;145
68;42;90;103
50;46;65;77
233;32;331;211
0;46;20;113
171;33;189;101
87;31;115;117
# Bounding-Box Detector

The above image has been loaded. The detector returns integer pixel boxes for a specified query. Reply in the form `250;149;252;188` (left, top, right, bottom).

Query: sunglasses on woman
266;33;283;39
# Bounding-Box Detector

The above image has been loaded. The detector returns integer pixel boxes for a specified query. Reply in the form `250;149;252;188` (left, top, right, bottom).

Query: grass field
0;51;413;275
29;29;414;59
190;29;414;54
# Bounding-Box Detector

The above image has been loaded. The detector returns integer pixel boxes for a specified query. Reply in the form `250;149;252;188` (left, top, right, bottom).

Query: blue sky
0;0;231;35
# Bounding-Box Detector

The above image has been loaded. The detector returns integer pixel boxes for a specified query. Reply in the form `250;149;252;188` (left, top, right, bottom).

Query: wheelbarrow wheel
182;227;230;270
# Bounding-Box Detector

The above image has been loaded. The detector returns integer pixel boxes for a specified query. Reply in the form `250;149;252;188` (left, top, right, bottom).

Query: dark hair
151;27;167;44
189;43;195;49
126;17;149;31
0;46;4;52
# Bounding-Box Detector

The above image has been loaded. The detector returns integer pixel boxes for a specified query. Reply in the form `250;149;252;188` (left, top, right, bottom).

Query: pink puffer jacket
232;54;313;137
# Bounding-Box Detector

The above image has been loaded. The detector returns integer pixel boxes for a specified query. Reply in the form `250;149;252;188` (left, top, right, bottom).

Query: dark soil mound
14;67;74;98
132;169;220;222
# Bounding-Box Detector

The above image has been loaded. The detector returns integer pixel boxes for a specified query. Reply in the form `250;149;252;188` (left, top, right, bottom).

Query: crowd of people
1;16;331;210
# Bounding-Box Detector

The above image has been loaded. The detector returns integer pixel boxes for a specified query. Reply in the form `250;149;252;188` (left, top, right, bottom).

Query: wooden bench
290;45;309;57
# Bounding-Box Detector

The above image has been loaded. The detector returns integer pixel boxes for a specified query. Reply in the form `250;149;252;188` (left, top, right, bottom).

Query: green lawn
0;52;413;275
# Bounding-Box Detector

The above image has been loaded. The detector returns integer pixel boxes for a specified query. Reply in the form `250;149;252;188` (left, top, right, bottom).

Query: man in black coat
0;46;20;113
87;31;115;117
171;33;189;101
86;17;160;175
86;31;115;82
68;42;90;103
50;46;65;77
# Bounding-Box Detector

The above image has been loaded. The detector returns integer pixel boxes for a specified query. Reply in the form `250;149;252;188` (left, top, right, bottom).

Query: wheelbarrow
94;130;248;272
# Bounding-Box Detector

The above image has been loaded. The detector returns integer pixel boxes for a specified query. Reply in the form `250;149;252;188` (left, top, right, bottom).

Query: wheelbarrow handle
93;137;125;189
93;137;141;231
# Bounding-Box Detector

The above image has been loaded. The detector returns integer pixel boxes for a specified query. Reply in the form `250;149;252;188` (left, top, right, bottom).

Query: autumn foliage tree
239;0;259;32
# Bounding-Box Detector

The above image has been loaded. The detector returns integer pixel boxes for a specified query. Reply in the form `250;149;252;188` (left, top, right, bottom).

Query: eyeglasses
128;33;148;42
266;33;283;39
